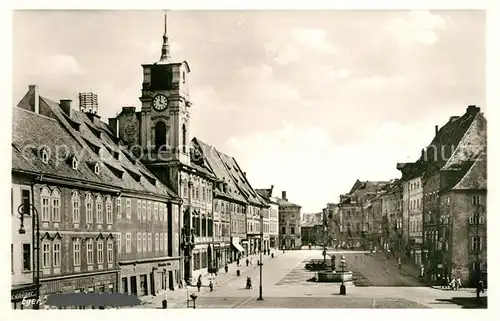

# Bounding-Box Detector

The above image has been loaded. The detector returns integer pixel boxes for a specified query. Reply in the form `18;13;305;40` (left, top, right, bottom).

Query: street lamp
257;210;264;301
17;201;41;310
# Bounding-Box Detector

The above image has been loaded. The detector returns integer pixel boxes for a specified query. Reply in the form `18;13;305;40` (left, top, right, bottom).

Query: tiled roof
255;188;272;200
12;144;40;174
215;150;266;207
452;150;486;190
402;106;482;181
45;97;178;199
13;89;179;201
277;197;301;208
193;138;247;203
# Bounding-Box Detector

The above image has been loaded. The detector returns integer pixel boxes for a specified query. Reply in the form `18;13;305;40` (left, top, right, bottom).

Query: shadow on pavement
435;296;487;309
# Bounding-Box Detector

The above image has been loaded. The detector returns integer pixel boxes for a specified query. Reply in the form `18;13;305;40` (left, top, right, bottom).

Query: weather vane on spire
159;10;171;63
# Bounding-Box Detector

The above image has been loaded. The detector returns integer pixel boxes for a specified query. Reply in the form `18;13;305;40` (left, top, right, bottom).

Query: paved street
141;250;487;309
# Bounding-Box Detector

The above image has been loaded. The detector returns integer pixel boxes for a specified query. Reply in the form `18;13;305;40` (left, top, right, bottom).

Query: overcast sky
12;10;485;213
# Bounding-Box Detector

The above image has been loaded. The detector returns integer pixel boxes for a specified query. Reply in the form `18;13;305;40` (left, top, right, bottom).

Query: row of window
181;181;213;203
117;233;168;253
39;188;168;225
230;220;244;234
409;181;421;191
410;219;422;233
215;222;230;237
281;226;296;235
41;239;114;270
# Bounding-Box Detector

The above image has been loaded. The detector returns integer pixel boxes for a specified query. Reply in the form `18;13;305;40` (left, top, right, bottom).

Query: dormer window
41;149;49;164
94;163;100;175
72;157;79;170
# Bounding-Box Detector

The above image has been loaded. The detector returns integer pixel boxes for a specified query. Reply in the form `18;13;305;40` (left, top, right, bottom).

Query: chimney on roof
108;117;119;138
29;85;39;114
282;191;287;201
435;125;439;135
421;149;425;159
467;105;480;114
60;99;73;117
243;172;246;177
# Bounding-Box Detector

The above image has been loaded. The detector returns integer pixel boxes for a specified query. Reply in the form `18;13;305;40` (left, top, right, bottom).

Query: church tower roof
158;10;171;64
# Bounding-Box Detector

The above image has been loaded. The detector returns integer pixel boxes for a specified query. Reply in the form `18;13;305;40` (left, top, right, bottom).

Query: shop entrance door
169;271;174;290
130;276;137;296
139;274;148;296
121;277;128;294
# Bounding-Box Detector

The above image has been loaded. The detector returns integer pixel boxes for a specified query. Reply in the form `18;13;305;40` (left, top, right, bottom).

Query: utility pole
258;209;264;301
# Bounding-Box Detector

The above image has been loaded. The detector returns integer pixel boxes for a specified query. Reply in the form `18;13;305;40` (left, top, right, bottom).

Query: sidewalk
140;251;283;308
369;251;422;281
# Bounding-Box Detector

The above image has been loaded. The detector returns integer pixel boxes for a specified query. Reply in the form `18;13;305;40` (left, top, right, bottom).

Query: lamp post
17;202;40;310
257;210;264;301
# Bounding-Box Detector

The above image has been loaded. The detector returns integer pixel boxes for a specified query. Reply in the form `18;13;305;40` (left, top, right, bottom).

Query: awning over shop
231;238;245;252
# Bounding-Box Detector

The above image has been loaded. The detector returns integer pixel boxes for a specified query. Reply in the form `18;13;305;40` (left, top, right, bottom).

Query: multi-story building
11;157;38;309
397;160;425;265
421;105;487;287
256;186;279;251
277;191;302;250
364;193;384;251
338;180;389;249
111;15;218;284
380;181;403;256
301;220;323;246
211;151;268;255
194;139;247;266
324;203;339;247
13;85;183;305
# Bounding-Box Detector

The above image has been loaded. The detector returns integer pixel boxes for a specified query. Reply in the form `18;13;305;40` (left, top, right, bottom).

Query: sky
12;10;485;213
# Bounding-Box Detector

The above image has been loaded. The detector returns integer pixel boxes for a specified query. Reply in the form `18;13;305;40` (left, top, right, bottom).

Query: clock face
153;94;168;111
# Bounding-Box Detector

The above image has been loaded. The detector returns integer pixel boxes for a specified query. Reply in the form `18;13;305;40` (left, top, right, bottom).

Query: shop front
231;237;245;261
119;258;180;297
39;270;119;303
11;283;38;310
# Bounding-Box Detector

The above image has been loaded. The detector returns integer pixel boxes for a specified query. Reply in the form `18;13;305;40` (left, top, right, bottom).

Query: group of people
441;276;463;290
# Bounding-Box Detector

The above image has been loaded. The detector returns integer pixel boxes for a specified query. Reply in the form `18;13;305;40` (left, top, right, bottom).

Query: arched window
155;121;167;151
182;124;187;153
41;187;51;222
85;193;93;225
51;189;61;222
95;194;103;224
105;197;112;224
72;191;80;223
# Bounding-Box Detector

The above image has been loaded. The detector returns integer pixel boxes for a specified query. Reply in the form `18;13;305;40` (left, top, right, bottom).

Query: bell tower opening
155;121;167;151
182;124;187;153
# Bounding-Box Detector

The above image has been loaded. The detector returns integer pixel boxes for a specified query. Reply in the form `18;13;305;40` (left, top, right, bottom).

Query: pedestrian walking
237;258;240;267
456;277;462;289
196;279;202;292
209;279;213;292
476;280;484;298
246;258;249;267
224;264;228;274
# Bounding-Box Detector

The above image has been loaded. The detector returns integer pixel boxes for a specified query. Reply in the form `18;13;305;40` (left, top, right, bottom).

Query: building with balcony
256;186;279;251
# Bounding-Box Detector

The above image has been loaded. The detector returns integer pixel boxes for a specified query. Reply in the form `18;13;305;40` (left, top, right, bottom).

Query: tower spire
159;10;171;63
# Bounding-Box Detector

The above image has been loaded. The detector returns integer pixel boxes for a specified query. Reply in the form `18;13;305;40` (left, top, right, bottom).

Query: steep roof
451;149;486;190
13;88;179;201
397;107;483;182
193;138;247;203
277;197;301;208
215;150;266;207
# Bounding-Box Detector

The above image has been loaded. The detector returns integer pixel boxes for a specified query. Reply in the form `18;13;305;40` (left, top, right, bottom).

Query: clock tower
139;11;192;166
